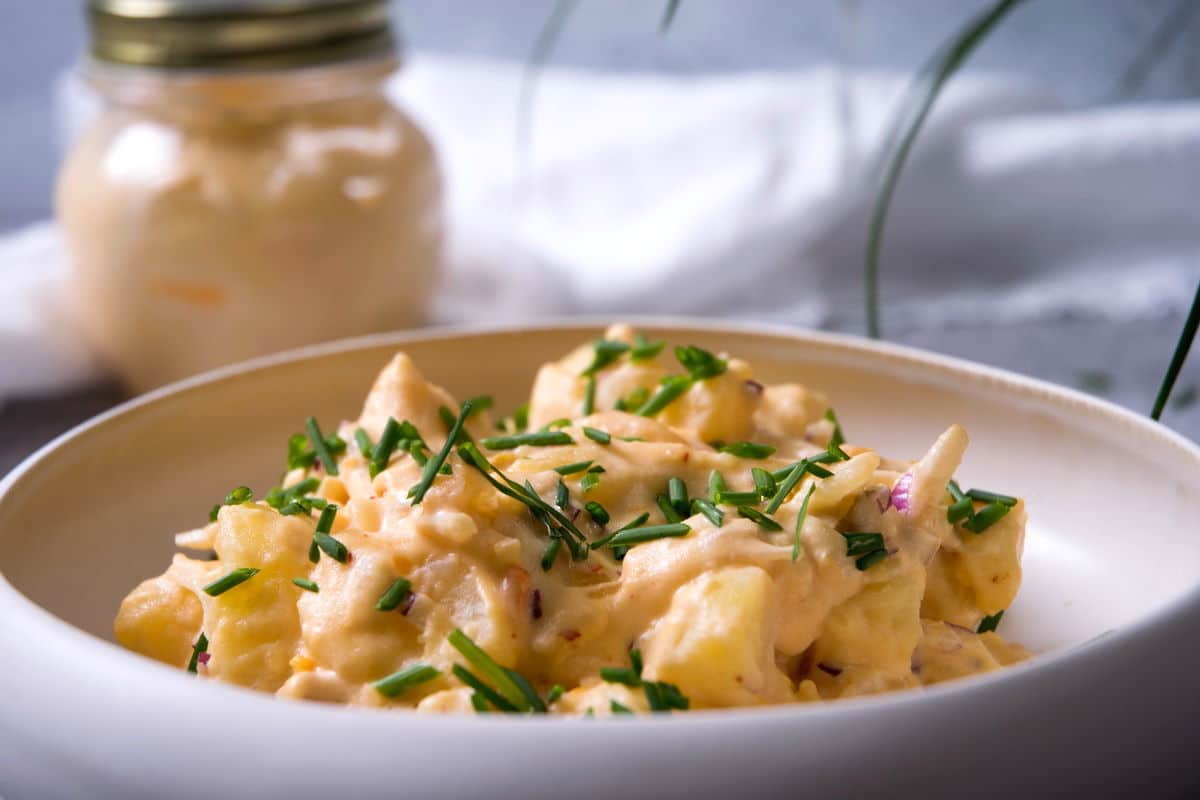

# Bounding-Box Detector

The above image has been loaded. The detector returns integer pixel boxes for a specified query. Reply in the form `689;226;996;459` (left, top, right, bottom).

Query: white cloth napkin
2;55;1198;399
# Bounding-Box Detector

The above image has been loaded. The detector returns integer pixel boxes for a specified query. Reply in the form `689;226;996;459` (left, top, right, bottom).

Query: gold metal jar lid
87;0;396;69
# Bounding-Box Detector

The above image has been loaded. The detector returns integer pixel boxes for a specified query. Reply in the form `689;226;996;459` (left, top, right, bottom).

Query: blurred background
2;0;1199;474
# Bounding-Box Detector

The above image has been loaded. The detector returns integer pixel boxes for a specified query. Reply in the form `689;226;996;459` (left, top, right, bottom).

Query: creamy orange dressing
115;325;1029;713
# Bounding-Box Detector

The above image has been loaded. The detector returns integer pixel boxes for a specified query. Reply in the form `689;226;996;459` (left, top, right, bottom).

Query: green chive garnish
409;400;474;504
541;537;562;571
855;549;888;570
715;489;759;506
675;345;727;380
203;567;260;597
465;395;493;416
555;479;569;509
553;460;593;475
376;577;412;611
374;664;440;698
305;417;339;475
765;461;805;514
546;685;565;703
210;485;254;521
962;501;1011;534
977;610;1005;634
737;506;782;531
590;513;650;549
585;501;610;525
512;404;530;431
600;666;641;687
636;375;692;417
792;483;816;561
448;628;545;712
310;504;348;563
751;467;777;499
481;430;574;450
656;494;681;523
454;665;518;712
439;405;473;444
615;386;650;413
630;333;665;360
966;488;1018;507
292;577;319;593
826;441;851;462
603;522;690;548
583;339;631;376
691;498;724;527
286;432;317;470
667;477;690;518
720;441;776;459
187;632;208;674
368;418;402;477
583;426;611;445
610;700;634;714
708;470;727;503
825;408;845;448
354;428;374;459
580;472;600;492
583;375;596;416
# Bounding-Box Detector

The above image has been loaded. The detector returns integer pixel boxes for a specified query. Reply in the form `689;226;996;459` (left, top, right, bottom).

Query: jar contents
57;2;442;393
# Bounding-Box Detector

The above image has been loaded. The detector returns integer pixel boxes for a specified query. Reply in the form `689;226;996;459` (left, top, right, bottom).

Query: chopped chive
826;441;851;462
307;497;329;510
439;405;473;445
947;497;974;524
583;375;596;416
286;432;317;470
376;577;413;611
603;522;690;548
310;504;348;563
187;632;208;674
738;506;782;531
965;488;1018;507
291;577;319;593
691;498;724;527
610;700;634;714
409;400;474;504
470;692;490;712
583;426;611;445
465;395;493;416
792;483;816;562
583;339;631;376
615;386;650;413
600;667;641;687
765;461;805;514
842;531;885;556
585;501;610;525
636;375;692;417
825;408;845;448
374;663;440;698
324;433;347;454
513;404;530;432
630;333;665;360
541;537;562;571
305;417;339;475
668;477;690;518
210;485;254;521
947;480;967;503
203;567;260;597
587;464;606;474
547;684;565;703
708;470;727;503
453;665;519;712
630;648;644;675
554;460;593;475
720;441;776;459
555;479;569;509
977;609;1005;634
580;472;600;492
368;418;403;477
855;549;889;571
657;494;682;523
962;501;1011;534
715;490;759;506
448;628;542;712
803;460;834;479
675;345;727;380
620;436;644;442
751;467;777;499
591;513;650;549
645;680;689;711
542;417;572;431
354;428;374;459
481;431;574;450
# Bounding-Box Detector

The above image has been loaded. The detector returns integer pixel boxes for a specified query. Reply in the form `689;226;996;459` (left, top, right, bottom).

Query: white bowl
2;320;1198;799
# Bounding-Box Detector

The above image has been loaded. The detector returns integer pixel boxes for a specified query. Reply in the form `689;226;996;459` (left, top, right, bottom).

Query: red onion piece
197;652;211;666
889;471;914;513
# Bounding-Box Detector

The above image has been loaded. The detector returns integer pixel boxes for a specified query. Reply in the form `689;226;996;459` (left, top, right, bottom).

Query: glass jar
57;0;442;392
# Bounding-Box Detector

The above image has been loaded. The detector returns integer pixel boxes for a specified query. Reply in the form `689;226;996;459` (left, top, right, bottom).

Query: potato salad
115;325;1030;714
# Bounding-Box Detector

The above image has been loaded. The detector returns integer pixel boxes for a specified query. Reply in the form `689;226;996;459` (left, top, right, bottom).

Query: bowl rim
2;315;1198;729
